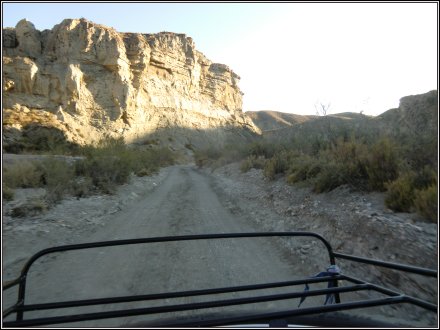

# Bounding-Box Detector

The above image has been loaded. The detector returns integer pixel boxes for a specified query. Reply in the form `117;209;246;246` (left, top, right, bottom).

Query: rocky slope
2;18;260;150
375;90;438;138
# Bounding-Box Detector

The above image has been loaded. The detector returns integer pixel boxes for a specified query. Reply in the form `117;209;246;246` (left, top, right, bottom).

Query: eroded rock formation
3;18;260;149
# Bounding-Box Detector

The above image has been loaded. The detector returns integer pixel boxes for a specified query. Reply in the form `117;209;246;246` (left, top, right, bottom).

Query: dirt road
4;164;436;327
3;165;315;327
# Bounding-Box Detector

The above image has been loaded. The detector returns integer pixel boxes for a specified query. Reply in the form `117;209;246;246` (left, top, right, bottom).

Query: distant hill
247;91;437;144
246;110;375;134
246;111;316;132
249;90;437;170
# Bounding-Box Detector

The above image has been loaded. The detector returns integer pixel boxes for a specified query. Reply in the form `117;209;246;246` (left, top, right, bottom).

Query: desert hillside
246;110;316;131
251;91;437;170
248;90;437;143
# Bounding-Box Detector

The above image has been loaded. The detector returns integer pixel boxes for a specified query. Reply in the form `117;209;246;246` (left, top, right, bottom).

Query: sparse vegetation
37;159;76;204
195;110;437;222
184;143;194;151
76;137;175;193
365;138;399;191
385;172;416;212
11;198;48;217
3;137;176;212
240;155;265;172
414;184;437;222
385;168;437;218
194;142;249;169
3;185;15;201
263;152;291;180
3;162;42;188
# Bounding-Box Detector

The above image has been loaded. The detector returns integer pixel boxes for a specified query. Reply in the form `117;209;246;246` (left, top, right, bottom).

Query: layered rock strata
3;18;260;149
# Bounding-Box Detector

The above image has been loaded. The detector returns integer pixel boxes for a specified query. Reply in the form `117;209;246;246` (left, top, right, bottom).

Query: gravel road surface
3;165;315;327
3;164;436;327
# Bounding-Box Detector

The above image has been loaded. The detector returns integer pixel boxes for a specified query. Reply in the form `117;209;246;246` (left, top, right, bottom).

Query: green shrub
263;153;290;180
240;157;253;173
136;147;175;173
412;166;437;190
3;185;14;201
313;163;345;193
76;155;132;194
414;184;438;222
194;147;222;168
77;138;132;192
11;198;48;217
3;162;43;188
287;156;322;184
135;168;154;177
328;140;369;188
193;142;250;168
37;158;76;204
240;155;266;173
365;138;399;191
184;143;194;151
76;138;175;193
71;176;94;198
385;172;416;212
247;141;279;159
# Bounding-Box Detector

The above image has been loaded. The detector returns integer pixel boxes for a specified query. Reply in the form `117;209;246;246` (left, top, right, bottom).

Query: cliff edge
3;18;260;150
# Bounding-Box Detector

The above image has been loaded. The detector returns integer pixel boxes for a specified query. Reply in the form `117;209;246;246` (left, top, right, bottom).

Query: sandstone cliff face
2;18;259;149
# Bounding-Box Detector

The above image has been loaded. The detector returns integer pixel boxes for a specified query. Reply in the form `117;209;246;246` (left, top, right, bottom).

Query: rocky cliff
2;18;260;150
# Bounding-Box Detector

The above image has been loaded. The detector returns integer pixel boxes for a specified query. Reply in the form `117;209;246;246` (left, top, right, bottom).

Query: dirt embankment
207;163;437;326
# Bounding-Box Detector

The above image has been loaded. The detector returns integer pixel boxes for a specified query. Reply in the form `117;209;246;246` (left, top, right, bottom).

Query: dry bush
3;162;42;188
385;172;415;212
240;155;266;173
3;184;15;201
10;198;48;217
76;138;175;193
414;184;438;222
365;138;399;191
37;158;76;204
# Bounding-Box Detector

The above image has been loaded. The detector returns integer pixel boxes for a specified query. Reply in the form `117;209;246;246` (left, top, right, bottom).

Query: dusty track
3;164;436;327
3;165;311;326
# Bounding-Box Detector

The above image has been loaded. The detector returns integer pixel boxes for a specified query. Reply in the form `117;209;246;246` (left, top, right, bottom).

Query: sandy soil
2;163;437;327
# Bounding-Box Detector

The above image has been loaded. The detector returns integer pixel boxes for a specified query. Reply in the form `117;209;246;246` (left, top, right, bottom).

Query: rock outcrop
2;18;260;150
376;90;438;136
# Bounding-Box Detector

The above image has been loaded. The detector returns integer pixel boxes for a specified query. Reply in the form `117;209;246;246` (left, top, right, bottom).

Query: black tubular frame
2;232;437;327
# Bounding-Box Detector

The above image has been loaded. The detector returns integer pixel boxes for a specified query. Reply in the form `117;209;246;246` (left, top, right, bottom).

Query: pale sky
2;2;437;116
